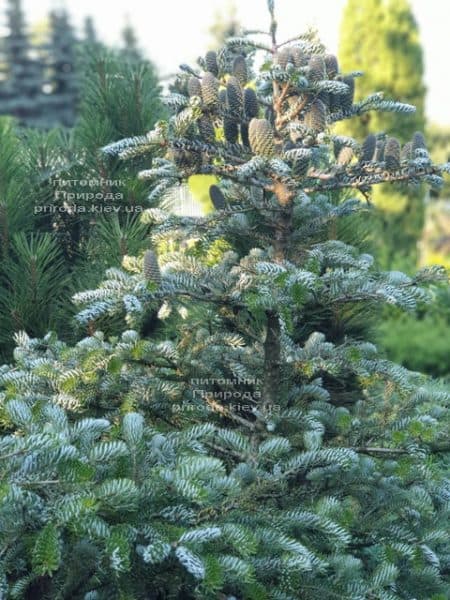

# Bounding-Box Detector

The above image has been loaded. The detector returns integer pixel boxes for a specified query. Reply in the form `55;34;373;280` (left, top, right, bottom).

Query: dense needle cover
0;1;449;598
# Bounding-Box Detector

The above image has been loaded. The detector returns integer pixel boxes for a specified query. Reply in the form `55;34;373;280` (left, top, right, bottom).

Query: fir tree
46;9;79;127
338;0;426;270
83;16;99;47
0;0;46;127
0;2;449;599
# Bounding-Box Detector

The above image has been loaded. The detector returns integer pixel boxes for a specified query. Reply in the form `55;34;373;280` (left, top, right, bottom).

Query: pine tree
0;0;46;127
0;45;165;358
0;122;73;361
24;48;165;329
0;2;449;598
338;0;426;270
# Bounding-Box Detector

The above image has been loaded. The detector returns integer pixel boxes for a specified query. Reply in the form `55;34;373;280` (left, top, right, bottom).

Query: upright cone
244;88;259;120
385;137;401;170
360;134;376;163
209;185;226;210
304;99;327;132
201;73;219;107
232;55;248;85
205;50;219;76
248;118;276;157
187;76;202;98
226;76;243;118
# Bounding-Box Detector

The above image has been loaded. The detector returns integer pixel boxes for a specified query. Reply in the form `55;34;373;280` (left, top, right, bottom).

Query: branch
0;449;28;461
205;441;250;461
164;289;247;310
354;447;409;456
197;164;271;190
304;163;445;193
203;397;256;431
276;96;309;129
11;479;62;486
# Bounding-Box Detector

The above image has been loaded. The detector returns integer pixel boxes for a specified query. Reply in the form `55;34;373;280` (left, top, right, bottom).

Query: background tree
83;16;99;48
209;0;241;48
46;9;79;127
0;3;151;130
121;18;142;62
0;0;47;127
339;0;426;270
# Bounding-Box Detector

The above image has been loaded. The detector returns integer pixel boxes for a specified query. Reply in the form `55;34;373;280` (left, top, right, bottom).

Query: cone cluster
275;46;307;69
358;132;424;168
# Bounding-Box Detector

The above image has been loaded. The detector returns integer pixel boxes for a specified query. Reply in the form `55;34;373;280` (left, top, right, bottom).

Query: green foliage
380;312;450;377
0;1;153;129
379;287;450;377
0;233;71;348
46;9;78;127
0;118;34;246
0;122;74;359
339;0;425;140
0;323;448;598
32;523;62;577
0;47;165;359
338;0;426;270
0;2;449;599
76;48;165;147
0;0;47;127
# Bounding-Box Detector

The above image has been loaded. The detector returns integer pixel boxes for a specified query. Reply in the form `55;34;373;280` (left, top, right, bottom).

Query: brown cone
248;118;276;157
385;137;401;170
201;72;219;107
205;50;219;76
304;99;327;132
